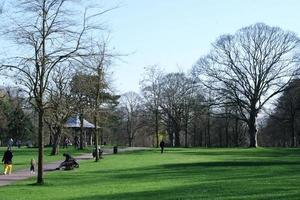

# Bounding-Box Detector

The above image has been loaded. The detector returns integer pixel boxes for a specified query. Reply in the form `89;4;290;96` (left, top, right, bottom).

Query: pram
56;153;79;170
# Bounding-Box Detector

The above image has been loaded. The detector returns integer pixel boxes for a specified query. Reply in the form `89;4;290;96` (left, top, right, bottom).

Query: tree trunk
249;128;257;148
207;114;211;147
79;114;84;150
174;128;180;147
37;0;46;184
37;108;44;184
167;118;173;146
193;122;196;147
291;114;296;147
225;119;229;147
49;132;53;146
184;126;188;148
184;114;188;148
51;128;61;155
168;131;173;147
235;117;239;147
218;129;222;147
94;116;99;162
199;130;203;147
248;115;257;148
155;109;159;148
204;128;207;147
100;127;104;145
128;136;133;147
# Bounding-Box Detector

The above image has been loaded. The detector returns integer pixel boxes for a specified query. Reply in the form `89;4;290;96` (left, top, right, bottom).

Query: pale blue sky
1;0;300;93
100;0;300;93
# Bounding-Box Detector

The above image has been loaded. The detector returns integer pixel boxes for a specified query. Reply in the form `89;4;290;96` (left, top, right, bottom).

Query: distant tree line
1;22;300;150
260;80;300;147
113;23;300;148
0;88;33;146
114;68;249;148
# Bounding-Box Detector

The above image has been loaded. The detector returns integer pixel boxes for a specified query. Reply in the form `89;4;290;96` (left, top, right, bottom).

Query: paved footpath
0;147;147;186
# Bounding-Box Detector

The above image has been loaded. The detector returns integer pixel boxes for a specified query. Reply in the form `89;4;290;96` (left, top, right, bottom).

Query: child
30;158;35;174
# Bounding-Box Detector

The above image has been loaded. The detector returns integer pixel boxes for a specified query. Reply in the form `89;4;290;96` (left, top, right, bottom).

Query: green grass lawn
0;146;92;171
0;148;300;200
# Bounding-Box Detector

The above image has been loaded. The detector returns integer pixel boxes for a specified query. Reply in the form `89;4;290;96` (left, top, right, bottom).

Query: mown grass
0;146;92;171
1;148;300;200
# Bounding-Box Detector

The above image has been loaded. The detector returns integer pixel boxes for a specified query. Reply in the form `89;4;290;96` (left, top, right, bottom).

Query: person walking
2;148;13;175
7;138;13;149
30;158;36;174
160;140;165;154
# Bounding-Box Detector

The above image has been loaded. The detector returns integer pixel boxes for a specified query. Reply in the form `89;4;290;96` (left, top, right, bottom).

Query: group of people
1;138;167;175
2;136;82;175
63;136;81;149
62;137;72;148
2;147;36;175
2;148;80;175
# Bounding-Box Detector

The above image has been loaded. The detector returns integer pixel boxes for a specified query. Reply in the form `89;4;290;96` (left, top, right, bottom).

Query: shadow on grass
162;160;300;168
93;158;300;175
107;160;300;182
64;181;298;200
173;148;300;158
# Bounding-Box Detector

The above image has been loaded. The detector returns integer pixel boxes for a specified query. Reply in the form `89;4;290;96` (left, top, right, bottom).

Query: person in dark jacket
160;140;165;154
57;153;79;170
2;148;13;175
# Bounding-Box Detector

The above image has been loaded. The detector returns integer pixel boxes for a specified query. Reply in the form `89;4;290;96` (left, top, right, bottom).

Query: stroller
56;153;79;170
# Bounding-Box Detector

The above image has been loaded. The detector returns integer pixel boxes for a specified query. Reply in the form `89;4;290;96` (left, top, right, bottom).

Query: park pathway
0;147;147;187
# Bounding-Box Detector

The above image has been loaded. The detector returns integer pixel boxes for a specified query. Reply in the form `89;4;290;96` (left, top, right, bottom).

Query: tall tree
77;41;118;161
70;72;91;150
159;73;195;147
194;23;300;147
140;65;164;148
44;66;74;155
1;0;106;184
120;92;144;147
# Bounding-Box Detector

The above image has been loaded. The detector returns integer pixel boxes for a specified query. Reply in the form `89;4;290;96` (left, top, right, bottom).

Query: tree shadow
174;148;300;158
64;181;298;200
107;160;300;182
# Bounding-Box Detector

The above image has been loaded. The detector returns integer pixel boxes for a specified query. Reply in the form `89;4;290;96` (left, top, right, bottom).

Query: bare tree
140;65;164;148
194;23;300;147
70;72;91;149
78;40;118;161
120;92;144;147
159;73;194;147
263;80;300;147
44;65;74;155
0;0;110;184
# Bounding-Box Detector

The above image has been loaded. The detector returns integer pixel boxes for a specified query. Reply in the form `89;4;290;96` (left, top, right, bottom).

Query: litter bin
113;146;118;154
